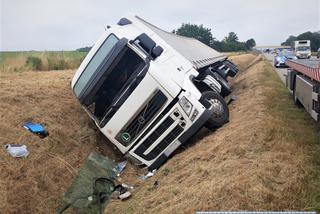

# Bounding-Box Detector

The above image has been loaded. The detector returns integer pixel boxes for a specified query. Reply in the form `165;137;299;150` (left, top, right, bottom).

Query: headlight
190;109;199;121
179;96;193;116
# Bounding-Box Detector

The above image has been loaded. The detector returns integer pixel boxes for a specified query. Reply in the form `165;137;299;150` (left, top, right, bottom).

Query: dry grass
0;70;111;213
0;53;319;213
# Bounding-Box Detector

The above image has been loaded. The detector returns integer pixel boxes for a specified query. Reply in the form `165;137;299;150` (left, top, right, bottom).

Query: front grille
116;90;167;145
137;117;174;151
134;117;183;161
149;125;183;158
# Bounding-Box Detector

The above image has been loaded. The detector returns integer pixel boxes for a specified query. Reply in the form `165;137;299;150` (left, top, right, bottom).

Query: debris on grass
5;144;29;158
121;183;134;190
153;180;160;188
113;161;127;176
139;169;156;181
22;121;49;138
113;184;132;200
227;94;238;105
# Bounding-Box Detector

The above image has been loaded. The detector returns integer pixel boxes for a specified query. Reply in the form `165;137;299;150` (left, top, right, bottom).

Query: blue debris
113;161;127;176
23;121;49;138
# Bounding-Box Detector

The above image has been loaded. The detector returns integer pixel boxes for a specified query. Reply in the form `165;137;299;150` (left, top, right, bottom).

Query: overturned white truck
71;15;238;170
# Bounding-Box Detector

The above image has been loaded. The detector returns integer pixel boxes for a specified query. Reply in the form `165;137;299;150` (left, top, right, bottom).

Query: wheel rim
207;98;224;118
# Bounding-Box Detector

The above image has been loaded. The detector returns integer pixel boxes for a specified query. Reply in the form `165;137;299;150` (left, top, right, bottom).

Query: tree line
172;23;256;52
281;31;320;52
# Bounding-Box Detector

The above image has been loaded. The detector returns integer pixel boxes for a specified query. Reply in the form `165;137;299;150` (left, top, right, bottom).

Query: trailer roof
135;16;226;69
289;59;320;69
286;59;320;82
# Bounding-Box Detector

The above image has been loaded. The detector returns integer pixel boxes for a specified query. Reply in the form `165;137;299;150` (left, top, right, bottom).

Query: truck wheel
201;91;229;129
213;73;232;97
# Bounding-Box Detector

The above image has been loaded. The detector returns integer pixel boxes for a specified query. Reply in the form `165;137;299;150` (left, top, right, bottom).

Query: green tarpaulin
59;152;117;214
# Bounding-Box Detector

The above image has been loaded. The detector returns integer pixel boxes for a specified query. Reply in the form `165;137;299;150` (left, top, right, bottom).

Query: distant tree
172;24;256;52
220;32;247;52
281;35;297;46
281;32;320;51
224;32;239;43
245;38;256;50
76;46;92;52
174;23;214;46
311;32;320;51
297;31;320;51
211;39;223;51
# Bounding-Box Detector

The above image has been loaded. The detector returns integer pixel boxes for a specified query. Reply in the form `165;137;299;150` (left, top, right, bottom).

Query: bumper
297;55;310;59
147;108;213;171
178;109;212;143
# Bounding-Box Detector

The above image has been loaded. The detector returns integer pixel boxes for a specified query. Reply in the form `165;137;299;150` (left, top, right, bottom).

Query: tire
201;91;229;129
213;73;232;97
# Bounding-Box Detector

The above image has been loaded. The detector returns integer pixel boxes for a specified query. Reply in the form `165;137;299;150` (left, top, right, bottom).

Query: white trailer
286;59;320;122
292;40;311;59
71;15;238;170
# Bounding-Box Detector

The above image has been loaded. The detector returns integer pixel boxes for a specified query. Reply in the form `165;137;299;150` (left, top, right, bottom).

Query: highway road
263;53;318;85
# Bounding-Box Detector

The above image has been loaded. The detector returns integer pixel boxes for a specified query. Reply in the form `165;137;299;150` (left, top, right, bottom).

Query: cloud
1;0;319;50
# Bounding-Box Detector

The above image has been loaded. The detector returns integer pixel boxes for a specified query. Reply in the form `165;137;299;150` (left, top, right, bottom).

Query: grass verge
260;59;320;211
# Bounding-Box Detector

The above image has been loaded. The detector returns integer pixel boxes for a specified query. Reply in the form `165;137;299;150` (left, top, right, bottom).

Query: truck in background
286;59;320;122
292;40;311;59
71;15;238;170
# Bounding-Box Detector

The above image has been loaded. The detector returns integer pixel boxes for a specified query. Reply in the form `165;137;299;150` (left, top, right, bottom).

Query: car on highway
274;50;296;68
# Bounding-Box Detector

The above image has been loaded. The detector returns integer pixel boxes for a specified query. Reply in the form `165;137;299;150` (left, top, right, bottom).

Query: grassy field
0;51;87;72
0;53;319;213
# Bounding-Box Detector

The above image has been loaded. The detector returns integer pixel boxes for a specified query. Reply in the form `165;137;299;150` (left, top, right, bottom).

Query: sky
1;0;320;51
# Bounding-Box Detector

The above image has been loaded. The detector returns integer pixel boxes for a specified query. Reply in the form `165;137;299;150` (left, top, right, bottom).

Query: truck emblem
138;116;145;125
121;132;131;143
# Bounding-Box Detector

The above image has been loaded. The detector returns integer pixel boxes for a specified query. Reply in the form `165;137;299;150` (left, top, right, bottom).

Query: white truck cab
71;15;238;170
292;40;311;59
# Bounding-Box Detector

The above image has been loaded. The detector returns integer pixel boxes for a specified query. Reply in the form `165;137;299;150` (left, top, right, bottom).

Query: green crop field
0;51;88;72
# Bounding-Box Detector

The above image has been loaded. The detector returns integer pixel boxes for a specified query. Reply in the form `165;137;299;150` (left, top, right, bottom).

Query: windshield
74;34;119;97
297;46;310;51
86;47;146;121
279;51;294;57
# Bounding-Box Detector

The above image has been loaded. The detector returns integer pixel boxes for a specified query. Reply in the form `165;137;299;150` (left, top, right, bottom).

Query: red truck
286;59;320;122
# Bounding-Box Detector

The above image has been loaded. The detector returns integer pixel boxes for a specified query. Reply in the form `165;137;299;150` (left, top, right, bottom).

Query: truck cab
71;15;238;170
293;40;311;59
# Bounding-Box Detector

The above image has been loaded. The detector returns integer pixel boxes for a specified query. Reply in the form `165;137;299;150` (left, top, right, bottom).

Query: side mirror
151;46;163;59
131;33;164;60
136;33;156;54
